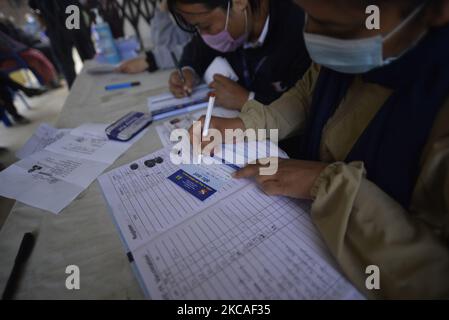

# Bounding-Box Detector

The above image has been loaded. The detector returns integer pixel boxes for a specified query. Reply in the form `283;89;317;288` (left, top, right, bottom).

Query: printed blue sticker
168;169;217;201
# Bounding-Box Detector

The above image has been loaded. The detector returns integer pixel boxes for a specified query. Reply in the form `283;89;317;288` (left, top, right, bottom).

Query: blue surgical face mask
303;4;426;74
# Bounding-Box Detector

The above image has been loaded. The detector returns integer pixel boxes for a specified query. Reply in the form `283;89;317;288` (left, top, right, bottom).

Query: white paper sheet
148;84;210;113
0;123;147;214
132;185;363;300
26;150;110;188
98;145;364;300
46;123;146;164
98;147;249;250
16;123;71;159
0;151;109;214
214;140;289;166
155;115;197;147
204;57;239;85
155;108;239;147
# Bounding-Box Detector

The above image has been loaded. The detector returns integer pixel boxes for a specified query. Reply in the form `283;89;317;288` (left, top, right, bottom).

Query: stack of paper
148;84;211;121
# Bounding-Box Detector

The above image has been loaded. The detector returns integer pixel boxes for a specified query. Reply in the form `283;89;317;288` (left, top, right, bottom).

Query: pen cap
202;93;217;137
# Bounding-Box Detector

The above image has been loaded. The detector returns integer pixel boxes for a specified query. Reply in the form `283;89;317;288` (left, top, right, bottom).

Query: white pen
202;93;216;137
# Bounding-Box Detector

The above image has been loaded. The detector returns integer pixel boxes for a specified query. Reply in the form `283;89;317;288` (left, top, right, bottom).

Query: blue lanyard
240;49;268;89
240;50;252;88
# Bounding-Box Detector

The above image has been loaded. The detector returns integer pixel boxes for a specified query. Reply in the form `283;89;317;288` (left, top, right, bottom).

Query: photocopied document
155;108;240;147
156;115;197;147
0;150;109;213
16;123;71;159
98;145;364;300
46;123;144;164
0;123;147;214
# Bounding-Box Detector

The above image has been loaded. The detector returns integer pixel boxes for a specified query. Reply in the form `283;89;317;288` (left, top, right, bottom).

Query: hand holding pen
169;52;196;98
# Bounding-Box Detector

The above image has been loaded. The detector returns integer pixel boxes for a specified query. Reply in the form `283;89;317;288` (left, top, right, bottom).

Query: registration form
98;145;364;300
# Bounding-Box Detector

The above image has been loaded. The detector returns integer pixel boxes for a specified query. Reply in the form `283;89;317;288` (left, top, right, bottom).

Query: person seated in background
191;0;449;298
117;0;192;74
0;30;59;89
167;0;311;110
0;13;62;85
0;71;45;126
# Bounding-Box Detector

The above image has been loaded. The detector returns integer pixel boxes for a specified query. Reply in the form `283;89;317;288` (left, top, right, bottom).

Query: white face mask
303;4;427;74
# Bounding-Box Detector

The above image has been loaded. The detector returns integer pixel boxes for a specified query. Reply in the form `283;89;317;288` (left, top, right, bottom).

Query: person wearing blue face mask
303;3;427;74
190;0;449;298
167;0;311;110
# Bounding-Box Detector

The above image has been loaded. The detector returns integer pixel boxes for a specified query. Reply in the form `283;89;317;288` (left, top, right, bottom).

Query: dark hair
168;0;261;33
360;0;428;16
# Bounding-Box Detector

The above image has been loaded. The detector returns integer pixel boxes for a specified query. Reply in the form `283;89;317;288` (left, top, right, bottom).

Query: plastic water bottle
91;9;121;64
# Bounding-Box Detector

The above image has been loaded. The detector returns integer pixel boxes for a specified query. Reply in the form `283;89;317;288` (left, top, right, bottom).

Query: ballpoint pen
202;92;216;137
170;51;191;97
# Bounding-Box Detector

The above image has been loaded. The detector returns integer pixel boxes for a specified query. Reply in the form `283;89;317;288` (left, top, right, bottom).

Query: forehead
174;3;226;23
175;3;213;15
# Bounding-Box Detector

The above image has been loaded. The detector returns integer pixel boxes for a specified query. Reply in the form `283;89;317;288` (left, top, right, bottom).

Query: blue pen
105;81;141;91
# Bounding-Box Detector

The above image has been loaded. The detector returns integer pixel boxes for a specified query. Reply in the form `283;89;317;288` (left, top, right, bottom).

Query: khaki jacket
238;63;449;299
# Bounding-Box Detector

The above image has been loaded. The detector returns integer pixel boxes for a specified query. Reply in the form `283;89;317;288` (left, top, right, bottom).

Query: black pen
170;51;191;97
2;232;36;300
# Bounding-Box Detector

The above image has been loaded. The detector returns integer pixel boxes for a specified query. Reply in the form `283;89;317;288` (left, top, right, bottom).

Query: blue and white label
168;169;217;201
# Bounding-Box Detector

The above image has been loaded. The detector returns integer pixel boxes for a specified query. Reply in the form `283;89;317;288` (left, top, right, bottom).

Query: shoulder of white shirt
244;15;270;50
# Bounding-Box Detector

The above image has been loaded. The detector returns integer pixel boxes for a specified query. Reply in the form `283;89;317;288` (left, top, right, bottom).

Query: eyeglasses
171;10;198;34
169;1;231;34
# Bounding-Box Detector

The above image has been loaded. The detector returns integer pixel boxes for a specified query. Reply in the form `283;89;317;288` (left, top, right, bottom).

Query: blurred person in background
0;29;58;88
117;0;192;74
0;70;45;126
166;0;311;110
0;13;60;77
28;0;96;88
